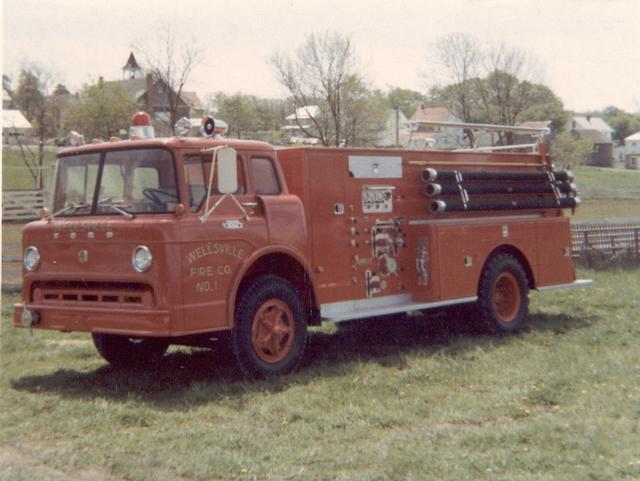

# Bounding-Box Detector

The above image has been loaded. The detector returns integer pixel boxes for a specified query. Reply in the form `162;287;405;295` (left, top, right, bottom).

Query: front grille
31;281;154;307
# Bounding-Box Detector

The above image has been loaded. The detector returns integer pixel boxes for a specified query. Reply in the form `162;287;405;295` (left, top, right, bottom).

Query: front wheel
92;333;169;368
476;254;529;334
232;275;308;378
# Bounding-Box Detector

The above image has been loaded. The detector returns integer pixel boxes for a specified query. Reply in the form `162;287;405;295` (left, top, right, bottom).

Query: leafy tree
384;87;427;118
550;132;592;168
341;76;388;146
518;84;567;132
52;83;70;96
601;106;640;142
210;92;259;138
12;66;64;189
270;31;382;147
63;82;138;140
208;93;287;140
254;97;288;132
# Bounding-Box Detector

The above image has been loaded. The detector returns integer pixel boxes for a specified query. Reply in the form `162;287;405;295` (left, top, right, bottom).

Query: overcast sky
2;0;639;113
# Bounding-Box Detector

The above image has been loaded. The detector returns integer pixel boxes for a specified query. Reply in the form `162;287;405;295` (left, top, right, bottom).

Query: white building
2;109;32;145
282;105;321;144
623;131;640;170
375;109;411;148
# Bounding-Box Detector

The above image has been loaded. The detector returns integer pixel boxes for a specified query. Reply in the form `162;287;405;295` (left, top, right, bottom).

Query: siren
200;115;228;137
129;111;155;139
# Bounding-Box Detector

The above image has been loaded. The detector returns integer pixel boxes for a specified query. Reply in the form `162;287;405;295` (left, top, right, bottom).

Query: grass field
2;147;57;191
572;164;640;192
1;268;639;481
570;165;640;219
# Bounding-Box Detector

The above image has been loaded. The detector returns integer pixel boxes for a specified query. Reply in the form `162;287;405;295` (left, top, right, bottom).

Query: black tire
92;333;169;368
476;253;529;334
232;275;307;378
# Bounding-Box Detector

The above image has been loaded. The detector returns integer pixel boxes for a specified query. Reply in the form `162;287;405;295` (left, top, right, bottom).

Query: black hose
421;168;573;183
425;182;576;196
430;197;580;213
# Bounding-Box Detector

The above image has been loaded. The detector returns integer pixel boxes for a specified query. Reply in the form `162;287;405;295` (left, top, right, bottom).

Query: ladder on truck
408;120;550;153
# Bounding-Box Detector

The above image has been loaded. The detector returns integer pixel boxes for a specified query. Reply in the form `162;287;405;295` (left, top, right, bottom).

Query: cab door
179;150;268;333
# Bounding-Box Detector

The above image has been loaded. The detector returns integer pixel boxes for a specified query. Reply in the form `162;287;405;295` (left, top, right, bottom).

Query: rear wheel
477;254;529;334
92;333;169;368
232;275;307;378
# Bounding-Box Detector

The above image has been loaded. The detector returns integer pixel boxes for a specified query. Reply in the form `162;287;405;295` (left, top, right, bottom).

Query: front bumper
13;302;171;337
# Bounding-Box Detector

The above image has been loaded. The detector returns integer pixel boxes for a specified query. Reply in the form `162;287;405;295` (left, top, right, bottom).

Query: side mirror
216;147;238;194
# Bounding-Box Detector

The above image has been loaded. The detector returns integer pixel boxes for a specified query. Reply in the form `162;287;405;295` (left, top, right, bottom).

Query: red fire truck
14;114;591;378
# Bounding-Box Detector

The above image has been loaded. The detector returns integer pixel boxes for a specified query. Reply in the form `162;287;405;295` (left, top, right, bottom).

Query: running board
320;295;478;323
535;279;594;292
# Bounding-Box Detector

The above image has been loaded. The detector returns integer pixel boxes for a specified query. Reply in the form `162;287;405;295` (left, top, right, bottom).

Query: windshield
52;148;178;216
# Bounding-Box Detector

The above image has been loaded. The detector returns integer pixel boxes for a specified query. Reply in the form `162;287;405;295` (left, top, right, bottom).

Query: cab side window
184;156;206;212
250;157;280;195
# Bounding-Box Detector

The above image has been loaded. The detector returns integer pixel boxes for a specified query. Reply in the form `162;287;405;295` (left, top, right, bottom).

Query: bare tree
134;23;203;130
435;33;480;120
271;31;374;147
12;66;64;189
432;33;482;146
477;43;541;143
430;35;546;146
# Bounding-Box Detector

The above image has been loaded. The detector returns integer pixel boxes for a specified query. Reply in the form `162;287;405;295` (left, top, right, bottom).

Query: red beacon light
129;111;155;139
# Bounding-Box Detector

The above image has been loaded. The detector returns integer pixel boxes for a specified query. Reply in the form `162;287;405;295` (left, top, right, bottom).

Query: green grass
1;268;639;480
573;164;640;192
2;147;57;190
572;199;640;220
570;165;640;219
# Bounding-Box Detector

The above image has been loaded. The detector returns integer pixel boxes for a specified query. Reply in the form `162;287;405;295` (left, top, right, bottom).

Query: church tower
122;52;144;80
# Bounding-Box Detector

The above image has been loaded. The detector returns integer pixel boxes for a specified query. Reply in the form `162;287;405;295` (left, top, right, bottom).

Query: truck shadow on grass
10;309;594;407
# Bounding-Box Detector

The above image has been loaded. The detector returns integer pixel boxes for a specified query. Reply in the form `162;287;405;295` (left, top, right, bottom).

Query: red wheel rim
493;272;521;323
251;299;295;364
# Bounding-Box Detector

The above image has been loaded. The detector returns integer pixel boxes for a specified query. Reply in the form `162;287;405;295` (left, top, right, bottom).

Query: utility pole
394;106;399;146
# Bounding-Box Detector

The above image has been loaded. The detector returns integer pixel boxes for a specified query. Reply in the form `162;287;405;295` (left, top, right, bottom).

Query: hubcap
251;299;294;363
493;272;521;323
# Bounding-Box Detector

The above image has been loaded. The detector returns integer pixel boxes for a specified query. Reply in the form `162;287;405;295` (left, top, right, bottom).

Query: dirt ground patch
0;444;118;481
43;339;92;347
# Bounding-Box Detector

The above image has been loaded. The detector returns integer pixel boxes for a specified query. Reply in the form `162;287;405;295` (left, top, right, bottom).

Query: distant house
513;120;553;148
623;132;640;170
107;52;203;137
2;109;32;145
567;115;614;141
407;107;464;150
567;115;615;167
180;91;204;118
375;109;411;148
2;88;32;145
282;105;321;144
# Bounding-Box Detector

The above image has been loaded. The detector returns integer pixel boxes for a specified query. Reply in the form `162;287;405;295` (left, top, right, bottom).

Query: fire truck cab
14;116;591;378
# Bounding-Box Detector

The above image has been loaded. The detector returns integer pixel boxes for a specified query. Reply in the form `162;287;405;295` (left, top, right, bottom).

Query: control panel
362;185;394;213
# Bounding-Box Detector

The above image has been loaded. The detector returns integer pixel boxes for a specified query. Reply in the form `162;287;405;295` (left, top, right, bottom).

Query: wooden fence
571;218;640;269
2;190;45;222
2;242;22;293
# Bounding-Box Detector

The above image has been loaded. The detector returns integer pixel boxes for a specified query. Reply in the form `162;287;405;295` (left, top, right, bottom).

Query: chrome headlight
24;246;41;271
132;245;153;272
